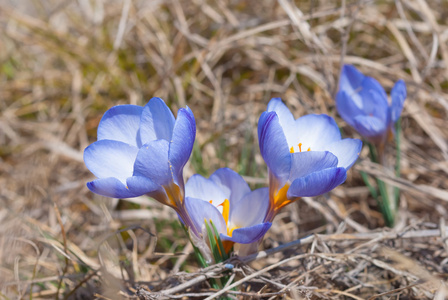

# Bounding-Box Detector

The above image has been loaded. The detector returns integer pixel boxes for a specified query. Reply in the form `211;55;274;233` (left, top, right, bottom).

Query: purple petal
126;175;160;195
390;79;407;123
169;107;196;186
353;115;387;139
290;151;339;180
209;168;251;205
139;97;176;144
87;177;140;198
184;197;227;235
133;139;171;186
97;105;143;147
336;90;363;128
324;138;362;170
84;140;139;184
258;111;291;186
185;174;227;204
221;223;272;244
357;80;389;122
360;77;388;107
339;65;365;94
293;114;341;150
229;187;269;227
287;167;347;198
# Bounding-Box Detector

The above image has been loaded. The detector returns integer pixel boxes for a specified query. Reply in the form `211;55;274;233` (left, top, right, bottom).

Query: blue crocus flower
258;98;362;222
184;168;272;260
83;97;196;223
336;64;407;145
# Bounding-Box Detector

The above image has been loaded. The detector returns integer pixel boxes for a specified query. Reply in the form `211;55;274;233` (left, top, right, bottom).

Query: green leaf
210;220;228;260
204;219;223;263
394;118;402;211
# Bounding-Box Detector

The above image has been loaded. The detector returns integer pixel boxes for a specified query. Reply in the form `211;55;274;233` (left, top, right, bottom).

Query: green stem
360;171;378;199
367;142;395;227
367;142;379;163
376;178;395;227
394;118;402;210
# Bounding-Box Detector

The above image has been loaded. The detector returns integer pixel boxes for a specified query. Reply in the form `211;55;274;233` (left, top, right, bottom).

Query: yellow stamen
219;199;230;226
307;147;311;151
290;146;294;153
298;143;302;152
209;200;213;204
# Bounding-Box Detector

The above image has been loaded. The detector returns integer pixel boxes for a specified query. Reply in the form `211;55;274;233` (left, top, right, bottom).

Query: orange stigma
298;143;302;152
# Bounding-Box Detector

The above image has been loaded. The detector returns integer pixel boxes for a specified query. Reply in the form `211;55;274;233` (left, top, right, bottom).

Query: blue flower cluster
84;67;405;258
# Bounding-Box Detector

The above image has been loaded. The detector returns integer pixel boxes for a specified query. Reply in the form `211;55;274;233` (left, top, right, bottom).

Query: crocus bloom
258;98;362;222
336;64;407;146
84;97;196;226
184;168;272;260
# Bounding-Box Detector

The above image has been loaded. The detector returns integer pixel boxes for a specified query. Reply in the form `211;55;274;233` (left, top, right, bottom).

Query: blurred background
1;0;448;298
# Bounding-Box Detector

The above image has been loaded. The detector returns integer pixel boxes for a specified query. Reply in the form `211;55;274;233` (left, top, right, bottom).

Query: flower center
289;142;311;153
209;198;234;235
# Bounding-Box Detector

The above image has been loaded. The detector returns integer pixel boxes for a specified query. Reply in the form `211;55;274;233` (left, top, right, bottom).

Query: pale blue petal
258;111;291;186
287;167;347;198
266;98;295;131
229;187;269;228
185;197;227;235
324;138;362;169
289;151;339;180
293;114;341;150
97;105;143;147
139;97;175;144
353;115;387;139
185;174;227;204
87;177;139;198
221;223;272;244
209;168;250;205
169;107;196;186
390;79;407;123
133;139;171;186
84;140;139;184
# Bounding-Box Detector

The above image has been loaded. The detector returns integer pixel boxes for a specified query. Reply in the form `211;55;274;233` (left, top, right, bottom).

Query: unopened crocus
336;64;406;146
184;168;272;261
84;97;196;227
258;98;362;222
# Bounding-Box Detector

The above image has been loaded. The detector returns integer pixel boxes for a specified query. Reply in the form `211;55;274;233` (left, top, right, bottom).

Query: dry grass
1;0;448;299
